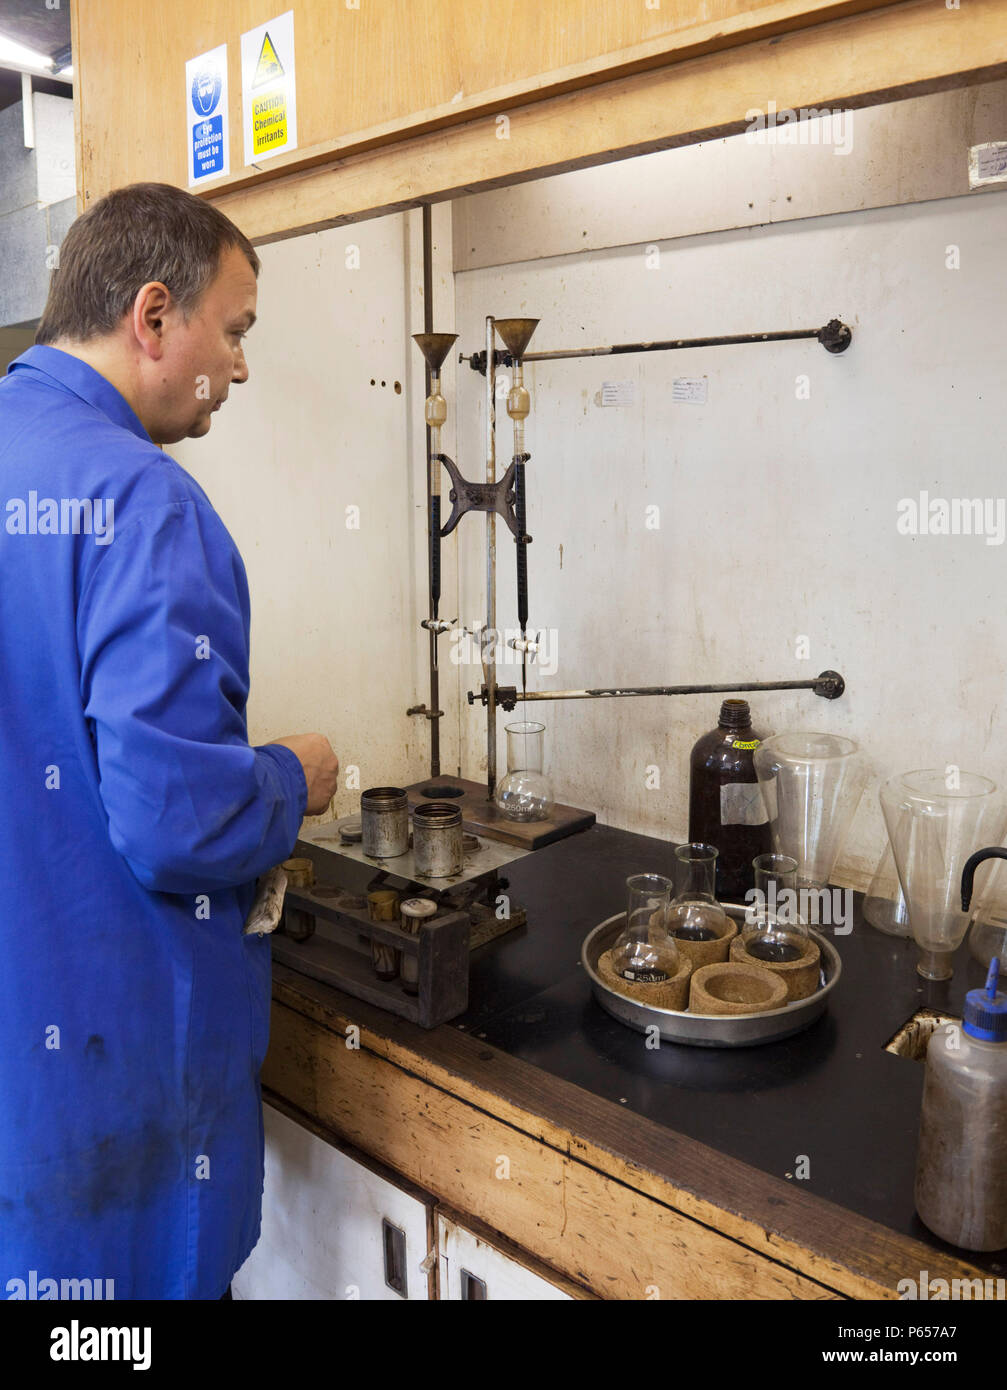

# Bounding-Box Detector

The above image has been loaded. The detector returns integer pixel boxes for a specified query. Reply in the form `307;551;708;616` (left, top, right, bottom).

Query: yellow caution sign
252;32;284;89
252;90;287;155
241;12;298;164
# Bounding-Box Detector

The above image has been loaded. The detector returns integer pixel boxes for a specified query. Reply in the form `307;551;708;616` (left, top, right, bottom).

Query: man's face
151;244;258;445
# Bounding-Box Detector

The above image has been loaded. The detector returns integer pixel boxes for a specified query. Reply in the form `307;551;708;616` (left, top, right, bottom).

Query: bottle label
621;968;670;983
732;738;760;750
720;782;769;826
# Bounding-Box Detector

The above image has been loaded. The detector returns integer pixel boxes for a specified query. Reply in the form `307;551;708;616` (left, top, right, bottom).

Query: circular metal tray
581;904;842;1047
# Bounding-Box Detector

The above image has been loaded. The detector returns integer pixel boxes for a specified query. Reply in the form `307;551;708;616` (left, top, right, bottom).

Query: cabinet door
436;1210;577;1301
233;1103;433;1300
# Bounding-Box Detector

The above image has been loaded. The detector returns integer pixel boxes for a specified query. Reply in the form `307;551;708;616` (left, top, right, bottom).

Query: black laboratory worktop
449;821;1005;1278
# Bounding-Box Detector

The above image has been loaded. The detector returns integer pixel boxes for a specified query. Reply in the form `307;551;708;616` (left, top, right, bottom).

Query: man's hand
268;734;340;815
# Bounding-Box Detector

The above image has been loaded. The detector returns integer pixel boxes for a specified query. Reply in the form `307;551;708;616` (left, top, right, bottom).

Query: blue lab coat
0;346;307;1299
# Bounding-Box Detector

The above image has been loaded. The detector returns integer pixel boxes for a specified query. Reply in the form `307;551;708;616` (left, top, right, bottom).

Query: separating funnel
880;770;1007;981
753;733;867;892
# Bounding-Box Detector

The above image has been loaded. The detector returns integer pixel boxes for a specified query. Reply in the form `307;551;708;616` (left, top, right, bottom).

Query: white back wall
451;105;1007;888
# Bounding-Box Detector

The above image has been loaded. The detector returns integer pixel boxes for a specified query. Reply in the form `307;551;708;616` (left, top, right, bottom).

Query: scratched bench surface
452;821;1006;1277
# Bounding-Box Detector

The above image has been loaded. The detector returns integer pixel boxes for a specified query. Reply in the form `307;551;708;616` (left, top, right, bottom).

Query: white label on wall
673;376;708;404
720;782;770;827
598;380;635;407
186;45;230;186
241;10;298;165
968;142;1007;188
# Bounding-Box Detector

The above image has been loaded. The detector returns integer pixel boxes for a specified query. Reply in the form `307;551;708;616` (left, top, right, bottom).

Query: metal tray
581;905;842;1048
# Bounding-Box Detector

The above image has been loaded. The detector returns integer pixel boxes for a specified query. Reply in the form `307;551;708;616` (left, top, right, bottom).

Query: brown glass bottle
688;700;771;902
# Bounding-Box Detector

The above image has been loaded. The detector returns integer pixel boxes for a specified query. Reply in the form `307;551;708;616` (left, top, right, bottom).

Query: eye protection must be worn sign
186;44;230;186
241;10;298;165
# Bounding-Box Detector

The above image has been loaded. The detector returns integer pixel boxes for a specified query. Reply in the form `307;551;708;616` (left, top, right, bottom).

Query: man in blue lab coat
0;183;340;1300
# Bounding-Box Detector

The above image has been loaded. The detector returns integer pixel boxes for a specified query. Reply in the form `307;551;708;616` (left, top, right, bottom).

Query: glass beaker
610;873;681;983
863;838;911;937
666;843;728;943
742;852;809;962
880;770;1007;981
494;721;554;822
753;732;867;890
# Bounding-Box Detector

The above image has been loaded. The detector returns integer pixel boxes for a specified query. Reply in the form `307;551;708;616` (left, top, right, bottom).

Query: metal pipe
522;330;825;361
462;321;852;372
485;316;497;799
511;674;844;701
422;205;440;778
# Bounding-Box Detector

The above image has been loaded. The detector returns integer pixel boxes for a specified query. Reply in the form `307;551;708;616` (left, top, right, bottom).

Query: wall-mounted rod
463;319;852;373
468;670;845;707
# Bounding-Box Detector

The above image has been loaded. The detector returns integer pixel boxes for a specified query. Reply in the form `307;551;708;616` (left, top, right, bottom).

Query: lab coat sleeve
77;499;308;894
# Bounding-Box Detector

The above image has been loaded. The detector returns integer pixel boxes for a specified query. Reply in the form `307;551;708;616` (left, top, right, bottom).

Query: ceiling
0;0;73;113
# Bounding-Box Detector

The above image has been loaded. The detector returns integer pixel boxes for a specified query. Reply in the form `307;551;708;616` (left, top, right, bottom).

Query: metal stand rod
421;206;440;778
484;316;497;799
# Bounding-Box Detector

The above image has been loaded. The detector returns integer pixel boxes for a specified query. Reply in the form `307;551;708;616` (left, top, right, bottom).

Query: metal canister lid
400;897;438;920
339;819;363;843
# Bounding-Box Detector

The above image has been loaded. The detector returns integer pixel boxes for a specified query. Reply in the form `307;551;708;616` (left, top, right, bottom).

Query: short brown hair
36;182;261;345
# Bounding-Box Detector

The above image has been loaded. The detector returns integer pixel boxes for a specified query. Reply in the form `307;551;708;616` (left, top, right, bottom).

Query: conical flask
863;838;911;937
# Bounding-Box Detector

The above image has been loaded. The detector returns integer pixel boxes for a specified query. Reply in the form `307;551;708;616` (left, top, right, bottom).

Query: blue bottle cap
963;959;1007;1042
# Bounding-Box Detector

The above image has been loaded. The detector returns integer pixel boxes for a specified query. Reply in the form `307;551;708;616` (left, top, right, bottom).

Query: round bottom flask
494;721;554;822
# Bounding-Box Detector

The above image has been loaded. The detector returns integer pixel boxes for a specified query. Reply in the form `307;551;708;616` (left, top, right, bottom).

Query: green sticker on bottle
732;738;760;750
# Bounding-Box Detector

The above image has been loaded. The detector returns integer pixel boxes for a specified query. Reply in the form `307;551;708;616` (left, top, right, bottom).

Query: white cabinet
232;1103;434;1300
436;1210;576;1300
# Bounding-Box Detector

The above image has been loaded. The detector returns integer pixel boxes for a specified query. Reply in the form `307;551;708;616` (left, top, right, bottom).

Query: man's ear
132;281;172;360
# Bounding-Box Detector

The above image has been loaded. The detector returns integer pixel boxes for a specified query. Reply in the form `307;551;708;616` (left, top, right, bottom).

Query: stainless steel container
360;787;409;858
412;802;463;878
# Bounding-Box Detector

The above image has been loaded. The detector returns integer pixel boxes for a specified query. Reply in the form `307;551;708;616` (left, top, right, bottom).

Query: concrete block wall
0;91;75;328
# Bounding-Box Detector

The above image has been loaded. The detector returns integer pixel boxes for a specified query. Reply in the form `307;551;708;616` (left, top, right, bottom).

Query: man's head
36;183;261;445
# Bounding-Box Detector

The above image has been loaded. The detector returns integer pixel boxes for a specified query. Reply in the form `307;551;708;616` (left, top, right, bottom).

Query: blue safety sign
186;45;230;186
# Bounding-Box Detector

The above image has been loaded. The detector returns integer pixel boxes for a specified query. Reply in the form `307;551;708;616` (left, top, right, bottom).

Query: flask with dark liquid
667;843;728;943
688;700;771;901
742;852;808;962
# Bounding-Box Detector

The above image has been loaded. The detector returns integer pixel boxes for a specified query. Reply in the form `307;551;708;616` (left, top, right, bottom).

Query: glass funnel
742;852;809;962
753;733;867;890
880;770;1007;981
666;843;728;942
610;874;681;983
494;721;554;822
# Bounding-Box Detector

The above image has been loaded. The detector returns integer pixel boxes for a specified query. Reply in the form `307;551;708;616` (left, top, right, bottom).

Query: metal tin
581;905;841;1047
360;787;409;858
411;802;463;878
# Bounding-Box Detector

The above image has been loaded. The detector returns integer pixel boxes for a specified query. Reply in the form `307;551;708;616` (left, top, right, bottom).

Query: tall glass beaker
753;733;867;890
